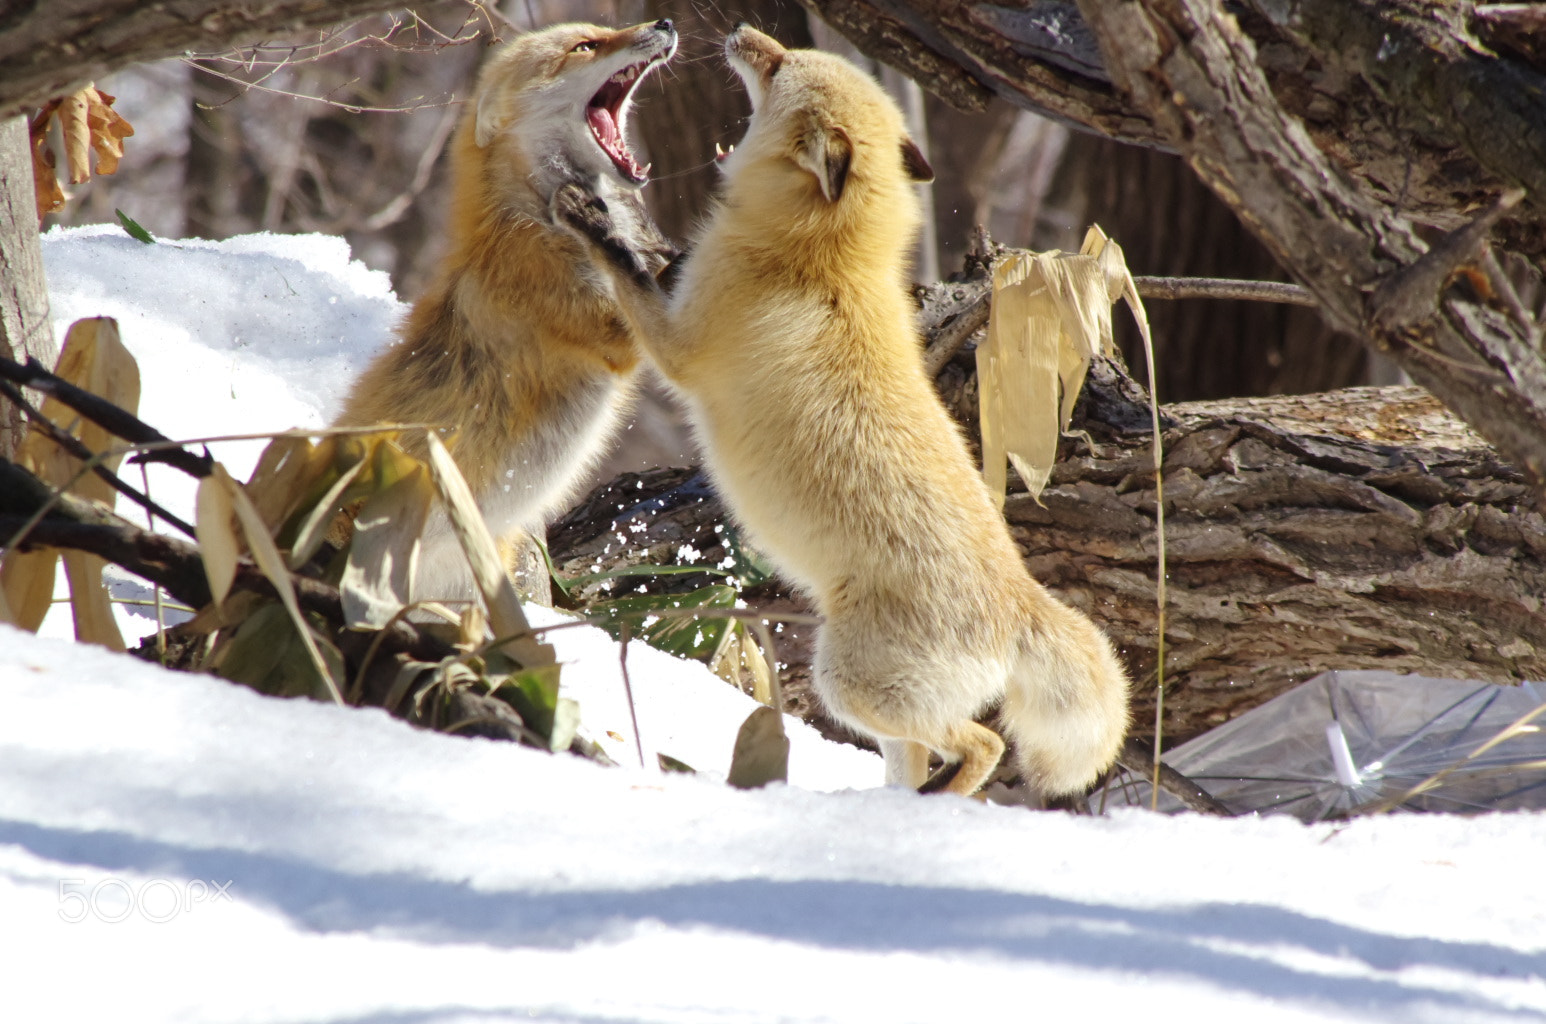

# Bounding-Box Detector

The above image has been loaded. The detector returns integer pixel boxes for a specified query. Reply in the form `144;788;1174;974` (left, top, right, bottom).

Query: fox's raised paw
550;183;656;289
550;182;608;235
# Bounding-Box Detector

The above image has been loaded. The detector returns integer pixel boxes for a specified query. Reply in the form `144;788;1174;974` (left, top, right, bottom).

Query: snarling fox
335;19;677;600
554;26;1129;799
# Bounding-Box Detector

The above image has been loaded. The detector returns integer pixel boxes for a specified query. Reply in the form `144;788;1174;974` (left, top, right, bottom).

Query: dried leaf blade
727;705;790;789
340;464;433;628
422;432;552;667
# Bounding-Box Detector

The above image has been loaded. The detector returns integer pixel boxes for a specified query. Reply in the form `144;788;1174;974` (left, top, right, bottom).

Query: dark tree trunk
799;0;1546;239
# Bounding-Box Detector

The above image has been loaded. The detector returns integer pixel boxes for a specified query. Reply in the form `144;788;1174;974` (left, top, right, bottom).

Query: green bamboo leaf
115;208;155;244
587;583;738;660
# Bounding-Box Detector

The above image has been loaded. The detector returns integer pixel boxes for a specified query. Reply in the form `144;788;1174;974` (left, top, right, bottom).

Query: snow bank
1;623;1543;1023
41;225;400;528
11;225;1544;1023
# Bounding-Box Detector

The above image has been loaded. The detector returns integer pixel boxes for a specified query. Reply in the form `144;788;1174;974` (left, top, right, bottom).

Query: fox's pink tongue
588;104;646;181
587;106;619;150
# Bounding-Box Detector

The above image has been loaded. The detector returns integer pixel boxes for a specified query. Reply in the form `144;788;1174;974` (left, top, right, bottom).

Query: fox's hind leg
853;710;1003;796
879;739;930;789
914;721;1004;797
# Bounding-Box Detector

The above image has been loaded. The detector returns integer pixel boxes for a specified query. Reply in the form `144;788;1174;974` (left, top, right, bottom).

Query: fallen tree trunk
549;361;1546;748
800;0;1546;241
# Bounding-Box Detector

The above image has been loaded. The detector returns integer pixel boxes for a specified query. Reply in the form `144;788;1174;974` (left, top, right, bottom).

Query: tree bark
1077;1;1546;481
0;115;55;461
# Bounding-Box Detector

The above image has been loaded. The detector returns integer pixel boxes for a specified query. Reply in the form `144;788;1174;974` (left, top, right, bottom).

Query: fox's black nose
654;18;673;33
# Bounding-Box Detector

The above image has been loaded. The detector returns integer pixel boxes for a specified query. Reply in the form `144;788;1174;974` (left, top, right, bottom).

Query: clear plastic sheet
1109;671;1546;820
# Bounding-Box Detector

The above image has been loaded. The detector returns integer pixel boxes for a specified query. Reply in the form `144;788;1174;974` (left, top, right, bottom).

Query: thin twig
0;356;214;480
618;619;646;769
921;275;1320;379
359;101;462;231
1132;276;1317;306
187;60;460;114
1116;737;1232;815
0;378;197;537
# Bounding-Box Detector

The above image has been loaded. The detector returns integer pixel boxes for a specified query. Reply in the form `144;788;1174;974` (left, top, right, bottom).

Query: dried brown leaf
59;89;91;185
84;88;133;176
61;550;125;651
28;112;64;220
244;435;318;533
287;454;366;570
339;464;434;628
195;471;241;610
727;705;790;789
0;549;58;633
979;234;1121;504
15;318;140;648
211;463;345;704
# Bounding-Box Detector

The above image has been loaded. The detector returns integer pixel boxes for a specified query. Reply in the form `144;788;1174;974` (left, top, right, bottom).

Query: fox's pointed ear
474;88;508;148
794;123;853;203
900;137;933;183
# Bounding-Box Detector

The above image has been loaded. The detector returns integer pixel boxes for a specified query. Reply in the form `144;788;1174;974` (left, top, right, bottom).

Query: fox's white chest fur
408;371;629;603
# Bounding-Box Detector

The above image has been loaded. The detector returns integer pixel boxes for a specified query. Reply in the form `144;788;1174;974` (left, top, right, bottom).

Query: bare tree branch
0;1;495;121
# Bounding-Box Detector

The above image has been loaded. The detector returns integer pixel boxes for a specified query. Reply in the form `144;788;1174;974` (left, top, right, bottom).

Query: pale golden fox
555;27;1129;798
335;20;677;600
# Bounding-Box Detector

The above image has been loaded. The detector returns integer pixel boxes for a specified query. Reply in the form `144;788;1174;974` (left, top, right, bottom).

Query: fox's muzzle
725;24;785;81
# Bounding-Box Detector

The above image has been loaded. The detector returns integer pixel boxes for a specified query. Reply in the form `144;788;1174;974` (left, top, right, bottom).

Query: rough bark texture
0;115;55;461
550;353;1546;748
0;1;427;121
1066;0;1546;490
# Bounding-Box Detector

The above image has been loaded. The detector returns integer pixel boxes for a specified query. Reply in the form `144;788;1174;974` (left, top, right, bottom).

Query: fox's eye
570;40;598;53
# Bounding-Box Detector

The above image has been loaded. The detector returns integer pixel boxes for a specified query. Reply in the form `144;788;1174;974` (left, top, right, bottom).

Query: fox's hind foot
913;721;1004;798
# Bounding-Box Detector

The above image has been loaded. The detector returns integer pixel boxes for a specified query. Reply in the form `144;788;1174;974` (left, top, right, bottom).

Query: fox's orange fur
557;27;1129;798
336;20;676;600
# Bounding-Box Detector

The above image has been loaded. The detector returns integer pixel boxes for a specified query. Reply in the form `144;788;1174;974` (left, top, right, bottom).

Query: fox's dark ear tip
901;137;934;183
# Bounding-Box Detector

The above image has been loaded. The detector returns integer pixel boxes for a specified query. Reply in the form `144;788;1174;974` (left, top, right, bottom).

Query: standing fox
335;20;677;600
555;27;1129;798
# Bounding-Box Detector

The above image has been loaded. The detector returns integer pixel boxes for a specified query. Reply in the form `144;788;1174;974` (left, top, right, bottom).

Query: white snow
4;226;1542;1023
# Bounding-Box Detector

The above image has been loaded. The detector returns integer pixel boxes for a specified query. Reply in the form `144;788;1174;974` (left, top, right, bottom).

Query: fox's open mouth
587;58;660;184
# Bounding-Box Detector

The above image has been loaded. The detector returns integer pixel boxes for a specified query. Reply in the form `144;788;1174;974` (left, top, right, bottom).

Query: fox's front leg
550;183;672;351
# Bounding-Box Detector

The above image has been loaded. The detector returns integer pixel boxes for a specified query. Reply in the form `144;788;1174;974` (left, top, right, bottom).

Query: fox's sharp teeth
715;142;725;157
640;162;652;176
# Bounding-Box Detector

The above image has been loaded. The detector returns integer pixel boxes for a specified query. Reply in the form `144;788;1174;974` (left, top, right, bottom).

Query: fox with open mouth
335;20;678;602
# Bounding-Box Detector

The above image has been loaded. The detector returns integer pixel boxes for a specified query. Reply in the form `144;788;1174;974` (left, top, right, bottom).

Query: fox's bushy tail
1001;600;1130;797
